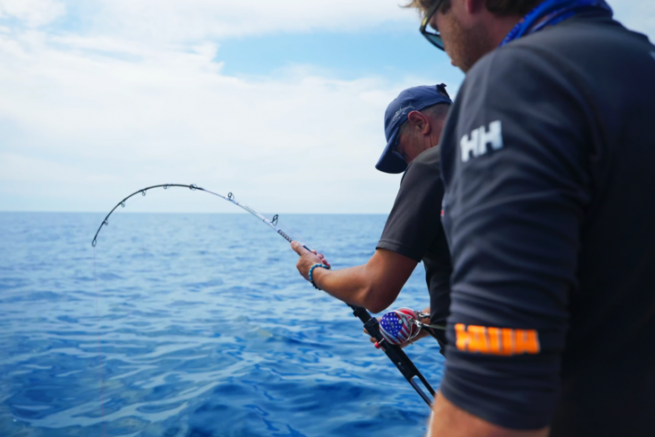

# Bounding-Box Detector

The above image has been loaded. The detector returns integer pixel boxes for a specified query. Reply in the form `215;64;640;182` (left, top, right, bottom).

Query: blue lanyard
500;0;613;47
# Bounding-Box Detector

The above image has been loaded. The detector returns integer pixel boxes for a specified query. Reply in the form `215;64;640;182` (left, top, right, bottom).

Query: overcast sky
0;0;653;214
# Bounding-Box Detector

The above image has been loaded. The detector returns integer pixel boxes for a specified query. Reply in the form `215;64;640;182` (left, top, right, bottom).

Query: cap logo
391;105;414;124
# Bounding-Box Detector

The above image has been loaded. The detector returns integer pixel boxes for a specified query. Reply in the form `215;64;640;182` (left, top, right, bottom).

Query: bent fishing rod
91;183;435;406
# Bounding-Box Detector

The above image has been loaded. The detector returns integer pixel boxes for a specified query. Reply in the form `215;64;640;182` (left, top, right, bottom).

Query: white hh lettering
460;120;504;163
460;128;480;163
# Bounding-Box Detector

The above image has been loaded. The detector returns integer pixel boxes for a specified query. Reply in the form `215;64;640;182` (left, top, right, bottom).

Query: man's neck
486;14;524;48
462;13;524;73
427;135;440;151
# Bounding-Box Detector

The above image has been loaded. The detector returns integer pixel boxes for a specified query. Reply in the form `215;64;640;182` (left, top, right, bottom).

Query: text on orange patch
455;324;540;355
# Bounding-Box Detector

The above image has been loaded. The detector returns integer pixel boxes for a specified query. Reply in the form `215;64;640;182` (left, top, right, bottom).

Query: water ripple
0;213;443;436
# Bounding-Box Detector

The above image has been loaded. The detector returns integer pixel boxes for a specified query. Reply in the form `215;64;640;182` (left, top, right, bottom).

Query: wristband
308;263;329;290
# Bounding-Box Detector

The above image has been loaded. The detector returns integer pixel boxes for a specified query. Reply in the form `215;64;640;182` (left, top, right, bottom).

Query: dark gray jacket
439;10;655;436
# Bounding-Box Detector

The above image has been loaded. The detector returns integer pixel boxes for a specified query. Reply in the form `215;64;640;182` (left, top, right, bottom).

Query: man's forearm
294;246;417;313
428;393;549;437
312;264;380;311
312;252;417;313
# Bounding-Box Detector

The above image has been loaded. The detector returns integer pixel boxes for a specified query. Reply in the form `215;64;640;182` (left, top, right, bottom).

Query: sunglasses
419;0;446;51
391;133;406;163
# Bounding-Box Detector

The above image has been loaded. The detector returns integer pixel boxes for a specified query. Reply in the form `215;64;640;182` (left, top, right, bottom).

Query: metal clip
272;214;279;226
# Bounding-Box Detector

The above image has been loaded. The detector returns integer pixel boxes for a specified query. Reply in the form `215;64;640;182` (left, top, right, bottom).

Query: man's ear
464;0;486;14
407;111;431;135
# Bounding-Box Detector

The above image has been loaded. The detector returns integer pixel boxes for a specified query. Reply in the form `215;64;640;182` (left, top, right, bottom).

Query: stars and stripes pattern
379;308;420;345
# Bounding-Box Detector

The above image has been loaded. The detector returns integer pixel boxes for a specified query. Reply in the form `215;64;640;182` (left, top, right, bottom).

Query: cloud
0;0;432;214
1;0;653;214
0;0;65;27
89;0;419;42
0;24;441;213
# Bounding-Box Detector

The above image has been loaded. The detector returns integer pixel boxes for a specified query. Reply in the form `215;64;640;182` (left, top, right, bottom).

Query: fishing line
91;183;435;407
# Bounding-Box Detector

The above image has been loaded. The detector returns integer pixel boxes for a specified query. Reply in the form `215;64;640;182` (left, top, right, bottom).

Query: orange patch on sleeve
455;324;540;356
514;329;540;355
468;325;489;354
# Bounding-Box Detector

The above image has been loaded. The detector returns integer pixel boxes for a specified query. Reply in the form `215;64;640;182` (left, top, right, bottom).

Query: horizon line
0;210;389;215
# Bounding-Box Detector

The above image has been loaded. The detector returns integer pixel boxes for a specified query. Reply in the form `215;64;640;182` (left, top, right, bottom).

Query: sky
0;0;653;214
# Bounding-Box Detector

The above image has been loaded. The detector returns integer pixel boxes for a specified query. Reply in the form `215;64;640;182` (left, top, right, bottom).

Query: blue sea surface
0;212;444;436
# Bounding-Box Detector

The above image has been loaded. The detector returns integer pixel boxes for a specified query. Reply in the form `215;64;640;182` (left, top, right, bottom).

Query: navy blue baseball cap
376;84;452;174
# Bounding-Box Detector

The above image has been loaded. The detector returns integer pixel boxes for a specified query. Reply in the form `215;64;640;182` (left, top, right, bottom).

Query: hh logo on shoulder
460;120;504;163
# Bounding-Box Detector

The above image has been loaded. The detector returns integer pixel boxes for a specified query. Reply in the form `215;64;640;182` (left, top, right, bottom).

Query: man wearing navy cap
292;84;453;350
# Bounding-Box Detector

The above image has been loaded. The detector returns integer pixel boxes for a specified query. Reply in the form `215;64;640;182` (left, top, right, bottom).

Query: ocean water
0;212;444;437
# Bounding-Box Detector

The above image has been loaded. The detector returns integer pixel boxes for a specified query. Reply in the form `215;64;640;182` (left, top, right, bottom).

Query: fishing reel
375;308;425;348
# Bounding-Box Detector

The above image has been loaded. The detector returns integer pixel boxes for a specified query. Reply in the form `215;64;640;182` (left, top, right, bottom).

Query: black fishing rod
91;183;435;406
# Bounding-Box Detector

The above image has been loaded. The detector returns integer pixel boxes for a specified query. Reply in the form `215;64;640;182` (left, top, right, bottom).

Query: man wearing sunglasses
292;85;453;350
404;0;655;436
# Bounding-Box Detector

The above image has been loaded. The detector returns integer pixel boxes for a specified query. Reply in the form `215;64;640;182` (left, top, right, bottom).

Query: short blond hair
405;0;544;17
404;0;438;17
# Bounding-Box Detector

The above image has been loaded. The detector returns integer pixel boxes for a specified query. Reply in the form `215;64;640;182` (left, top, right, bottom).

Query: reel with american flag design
377;308;422;347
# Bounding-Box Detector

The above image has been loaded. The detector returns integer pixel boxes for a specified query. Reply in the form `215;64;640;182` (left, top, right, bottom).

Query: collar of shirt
500;0;613;47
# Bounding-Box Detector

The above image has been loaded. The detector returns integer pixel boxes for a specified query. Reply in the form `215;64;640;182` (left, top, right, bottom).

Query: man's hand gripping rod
298;244;435;406
350;305;435;405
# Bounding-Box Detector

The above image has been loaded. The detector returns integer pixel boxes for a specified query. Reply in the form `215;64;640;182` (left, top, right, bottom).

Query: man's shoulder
404;146;442;180
518;11;649;48
412;145;441;167
467;12;651;85
455;17;631;122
